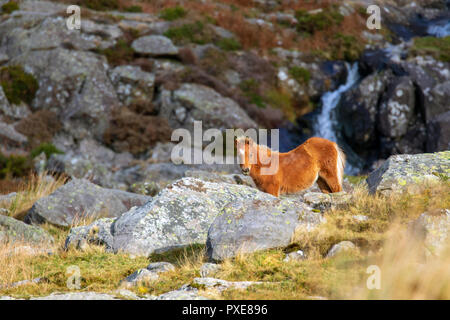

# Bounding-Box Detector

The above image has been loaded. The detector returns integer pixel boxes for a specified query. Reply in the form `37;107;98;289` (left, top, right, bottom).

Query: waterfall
427;20;450;37
312;62;361;174
313;62;359;143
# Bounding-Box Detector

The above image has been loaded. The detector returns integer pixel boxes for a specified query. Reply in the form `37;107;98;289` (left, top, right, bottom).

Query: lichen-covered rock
338;70;393;150
367;151;450;195
120;269;159;288
25;179;151;227
147;262;175;273
379;76;416;139
64;218;115;251
111;178;270;256
206;197;323;261
408;209;450;257
200;263;222;278
326;241;357;258
0;215;53;244
131;35;178;56
192;277;262;292
31;292;118;300
155;287;209;300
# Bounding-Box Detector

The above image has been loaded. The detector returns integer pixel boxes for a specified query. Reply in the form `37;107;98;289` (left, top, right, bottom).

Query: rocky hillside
0;0;449;189
0;0;449;300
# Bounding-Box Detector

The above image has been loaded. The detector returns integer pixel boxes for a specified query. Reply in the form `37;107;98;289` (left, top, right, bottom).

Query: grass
295;7;344;35
0;172;67;219
289;66;311;85
94;39;135;66
164;21;214;45
1;180;449;299
159;6;187;21
410;36;450;62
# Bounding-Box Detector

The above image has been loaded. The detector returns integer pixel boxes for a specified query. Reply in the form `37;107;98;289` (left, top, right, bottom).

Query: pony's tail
336;145;346;185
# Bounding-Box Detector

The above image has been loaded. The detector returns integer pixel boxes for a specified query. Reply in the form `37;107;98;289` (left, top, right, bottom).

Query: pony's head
235;136;257;175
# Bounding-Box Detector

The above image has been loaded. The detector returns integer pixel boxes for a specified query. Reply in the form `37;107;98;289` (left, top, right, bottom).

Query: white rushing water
314;62;359;143
427;20;450;37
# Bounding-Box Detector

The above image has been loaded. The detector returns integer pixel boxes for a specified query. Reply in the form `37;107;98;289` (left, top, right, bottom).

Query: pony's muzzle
242;168;250;175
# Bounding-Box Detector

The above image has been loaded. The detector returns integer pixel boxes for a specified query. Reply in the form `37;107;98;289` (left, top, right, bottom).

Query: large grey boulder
25;179;151;227
206;197;322;261
0;215;53;244
131;35;178;56
158;83;257;131
367;151;450;195
111;178;270;256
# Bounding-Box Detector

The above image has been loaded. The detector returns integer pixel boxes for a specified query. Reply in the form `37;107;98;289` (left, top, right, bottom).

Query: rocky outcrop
206;197;323;261
158;83;257;131
111;178;269;256
25;179;151;227
65;178;272;255
367;151;450;195
0;215;53;244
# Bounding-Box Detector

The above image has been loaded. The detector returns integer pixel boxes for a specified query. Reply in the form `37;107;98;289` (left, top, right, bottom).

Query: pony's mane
236;136;277;157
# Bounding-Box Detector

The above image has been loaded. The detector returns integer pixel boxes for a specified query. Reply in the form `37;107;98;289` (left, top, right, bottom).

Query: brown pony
235;136;346;197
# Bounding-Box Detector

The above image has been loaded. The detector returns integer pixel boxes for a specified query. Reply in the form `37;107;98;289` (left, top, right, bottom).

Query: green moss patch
1;1;19;14
164;21;214;45
410;36;450;62
295;7;343;35
0;66;38;105
289;66;310;85
160;6;187;21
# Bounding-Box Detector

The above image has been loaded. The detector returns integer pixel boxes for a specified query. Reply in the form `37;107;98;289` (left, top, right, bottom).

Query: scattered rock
155;288;209;300
64;218;115;251
120;269;159;288
192;277;262;292
283;250;306;262
367;151;450;195
200;263;222;278
147;262;175;274
131;35;178;56
302;192;351;210
31;292;117;300
326;241;358;258
25;179;151;227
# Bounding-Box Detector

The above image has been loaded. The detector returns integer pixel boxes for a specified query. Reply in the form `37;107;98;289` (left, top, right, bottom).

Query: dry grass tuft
0;172;67;220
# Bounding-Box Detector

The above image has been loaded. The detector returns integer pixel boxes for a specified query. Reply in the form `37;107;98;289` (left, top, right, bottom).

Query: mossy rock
0;215;54;244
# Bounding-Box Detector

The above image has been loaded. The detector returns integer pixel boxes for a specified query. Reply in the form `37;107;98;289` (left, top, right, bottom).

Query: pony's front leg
264;182;280;197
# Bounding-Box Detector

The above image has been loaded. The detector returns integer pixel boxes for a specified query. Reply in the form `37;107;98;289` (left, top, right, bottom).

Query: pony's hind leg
316;176;332;193
319;169;343;193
